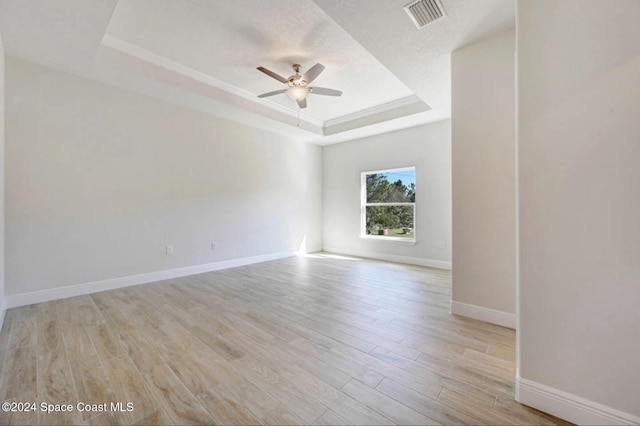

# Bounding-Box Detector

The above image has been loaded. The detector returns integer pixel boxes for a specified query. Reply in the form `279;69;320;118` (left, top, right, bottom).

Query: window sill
360;235;416;245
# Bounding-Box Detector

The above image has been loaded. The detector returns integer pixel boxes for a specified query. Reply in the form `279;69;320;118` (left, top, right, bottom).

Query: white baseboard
0;297;6;332
304;246;323;254
322;246;452;270
5;251;297;309
450;300;516;329
517;376;640;425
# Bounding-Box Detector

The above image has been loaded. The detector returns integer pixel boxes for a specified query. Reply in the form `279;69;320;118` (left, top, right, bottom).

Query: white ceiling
106;0;420;122
0;0;514;144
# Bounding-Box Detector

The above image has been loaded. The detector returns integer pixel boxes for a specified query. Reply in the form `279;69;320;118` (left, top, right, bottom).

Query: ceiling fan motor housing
288;64;307;87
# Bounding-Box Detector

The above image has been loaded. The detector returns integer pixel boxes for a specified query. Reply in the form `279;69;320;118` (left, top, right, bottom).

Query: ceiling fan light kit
257;63;342;109
286;66;308;102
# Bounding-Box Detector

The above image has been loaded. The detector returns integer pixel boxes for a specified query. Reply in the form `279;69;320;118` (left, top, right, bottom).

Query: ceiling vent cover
404;0;447;29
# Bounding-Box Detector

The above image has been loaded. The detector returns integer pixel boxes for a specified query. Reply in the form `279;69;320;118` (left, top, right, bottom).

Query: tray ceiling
0;0;514;144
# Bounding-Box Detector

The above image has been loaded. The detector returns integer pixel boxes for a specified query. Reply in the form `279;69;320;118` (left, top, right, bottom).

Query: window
361;167;416;241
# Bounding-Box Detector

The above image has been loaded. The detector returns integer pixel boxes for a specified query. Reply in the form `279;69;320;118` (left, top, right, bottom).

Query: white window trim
360;167;416;243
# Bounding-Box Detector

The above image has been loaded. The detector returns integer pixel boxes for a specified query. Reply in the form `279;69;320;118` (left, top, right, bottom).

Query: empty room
0;0;638;425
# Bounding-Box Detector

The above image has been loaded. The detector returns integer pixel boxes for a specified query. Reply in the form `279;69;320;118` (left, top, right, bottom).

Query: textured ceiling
313;0;516;124
105;0;418;122
0;0;515;144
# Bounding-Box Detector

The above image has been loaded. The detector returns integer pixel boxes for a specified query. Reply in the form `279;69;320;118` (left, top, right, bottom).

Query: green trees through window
362;168;415;239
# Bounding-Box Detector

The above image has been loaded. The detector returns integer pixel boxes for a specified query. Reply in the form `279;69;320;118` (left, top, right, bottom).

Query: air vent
404;0;447;29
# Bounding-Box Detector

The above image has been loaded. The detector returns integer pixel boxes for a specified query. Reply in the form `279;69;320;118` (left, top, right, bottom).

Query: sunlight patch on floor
303;252;362;261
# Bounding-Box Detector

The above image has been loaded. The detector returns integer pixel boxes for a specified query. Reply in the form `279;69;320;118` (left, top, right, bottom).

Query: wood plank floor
0;253;570;425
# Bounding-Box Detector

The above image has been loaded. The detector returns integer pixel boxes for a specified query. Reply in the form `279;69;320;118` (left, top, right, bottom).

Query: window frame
360;166;416;244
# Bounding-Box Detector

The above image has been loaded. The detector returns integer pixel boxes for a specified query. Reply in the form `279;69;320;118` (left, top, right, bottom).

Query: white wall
0;32;5;325
5;57;322;299
517;1;640;423
450;29;516;327
322;121;451;269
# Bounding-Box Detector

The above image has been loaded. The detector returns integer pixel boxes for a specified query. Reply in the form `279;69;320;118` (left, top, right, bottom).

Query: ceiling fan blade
257;66;288;83
297;98;307;109
310;87;342;96
302;63;325;84
258;89;287;98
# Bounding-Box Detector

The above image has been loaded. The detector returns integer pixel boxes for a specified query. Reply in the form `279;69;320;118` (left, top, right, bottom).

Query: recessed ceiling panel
106;0;418;122
0;0;514;144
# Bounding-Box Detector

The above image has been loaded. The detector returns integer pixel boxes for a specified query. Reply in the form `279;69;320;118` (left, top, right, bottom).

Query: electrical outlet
211;242;217;250
166;245;173;255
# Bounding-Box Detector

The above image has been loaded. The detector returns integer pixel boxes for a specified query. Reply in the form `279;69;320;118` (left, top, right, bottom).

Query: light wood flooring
0;253;569;425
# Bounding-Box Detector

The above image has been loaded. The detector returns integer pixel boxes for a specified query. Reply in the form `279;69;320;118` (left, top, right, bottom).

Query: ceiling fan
256;63;342;109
